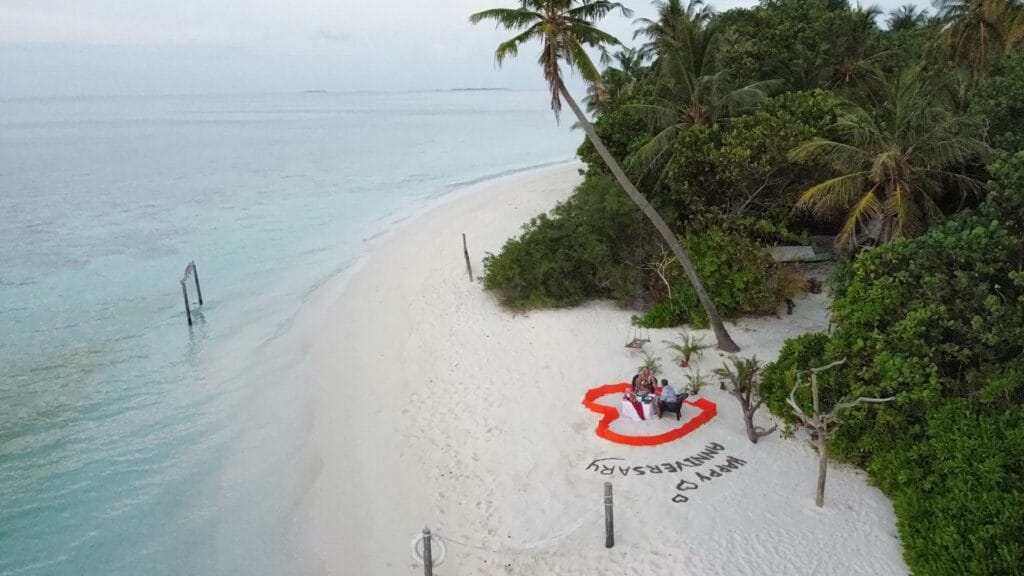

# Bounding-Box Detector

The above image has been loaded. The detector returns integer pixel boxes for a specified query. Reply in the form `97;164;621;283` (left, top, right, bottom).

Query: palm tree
584;47;646;115
626;21;775;181
934;0;1023;78
633;0;714;61
470;0;740;351
887;4;930;31
828;5;885;92
789;67;990;250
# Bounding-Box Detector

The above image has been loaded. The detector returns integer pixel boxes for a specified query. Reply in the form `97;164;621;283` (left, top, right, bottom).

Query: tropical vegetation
471;1;1024;572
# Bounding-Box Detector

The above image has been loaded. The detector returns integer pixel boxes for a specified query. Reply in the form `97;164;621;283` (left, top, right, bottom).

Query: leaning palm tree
789;67;990;250
470;0;740;351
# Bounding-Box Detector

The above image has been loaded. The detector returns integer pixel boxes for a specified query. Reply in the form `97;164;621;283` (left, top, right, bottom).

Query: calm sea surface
0;91;578;575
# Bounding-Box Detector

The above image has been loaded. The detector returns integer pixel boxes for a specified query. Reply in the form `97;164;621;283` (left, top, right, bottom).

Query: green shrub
639;227;780;328
759;332;837;421
971;53;1024;152
481;173;645;309
763;202;1024;575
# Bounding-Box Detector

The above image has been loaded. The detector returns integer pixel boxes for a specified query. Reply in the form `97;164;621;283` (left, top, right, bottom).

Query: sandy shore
303;163;909;575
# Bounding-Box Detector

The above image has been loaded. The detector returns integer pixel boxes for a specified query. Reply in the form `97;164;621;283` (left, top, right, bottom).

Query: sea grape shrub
639;227;779;328
883;402;1024;576
482;175;784;324
482;174;645;309
763;209;1024;575
713;0;864;89
985;150;1024;237
759;333;841;420
661;90;840;224
577;95;657;177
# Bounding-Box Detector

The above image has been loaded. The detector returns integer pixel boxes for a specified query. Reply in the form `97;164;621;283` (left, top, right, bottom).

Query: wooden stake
604;482;614;548
422;527;433;576
462;233;473;281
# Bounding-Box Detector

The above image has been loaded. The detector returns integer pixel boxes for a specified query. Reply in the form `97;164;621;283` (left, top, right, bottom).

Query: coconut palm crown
469;0;633;122
790;67;991;250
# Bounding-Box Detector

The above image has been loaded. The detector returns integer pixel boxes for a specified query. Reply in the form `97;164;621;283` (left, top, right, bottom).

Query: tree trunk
743;410;759;444
815;432;828;508
558;82;739;352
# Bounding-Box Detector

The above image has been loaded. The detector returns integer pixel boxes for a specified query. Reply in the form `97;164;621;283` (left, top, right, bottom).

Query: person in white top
658;378;687;420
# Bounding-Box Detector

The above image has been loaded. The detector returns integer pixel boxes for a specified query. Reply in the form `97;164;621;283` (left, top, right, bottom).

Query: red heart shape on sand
582;383;718;447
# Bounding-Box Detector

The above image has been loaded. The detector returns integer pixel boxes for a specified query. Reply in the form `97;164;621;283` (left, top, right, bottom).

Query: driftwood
786;359;894;507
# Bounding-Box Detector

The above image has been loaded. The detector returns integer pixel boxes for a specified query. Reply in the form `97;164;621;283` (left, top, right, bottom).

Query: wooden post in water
604;482;614;548
191;261;203;306
422;527;433;576
181;280;193;326
462;233;473;281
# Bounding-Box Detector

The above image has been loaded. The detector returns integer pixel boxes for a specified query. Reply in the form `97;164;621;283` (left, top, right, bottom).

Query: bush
481;173;644;309
639;227;780;328
971;53;1024;152
759;332;835;420
483;176;787;327
762;202;1024;575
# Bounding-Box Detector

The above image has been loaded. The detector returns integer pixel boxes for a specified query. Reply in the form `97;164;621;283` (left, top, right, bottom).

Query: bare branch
827;396;895;419
802;358;847;375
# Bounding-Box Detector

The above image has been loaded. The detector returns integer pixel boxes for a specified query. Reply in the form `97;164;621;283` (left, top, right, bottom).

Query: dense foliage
761;168;1024;574
482;174;785;325
477;0;1024;572
478;0;1024;571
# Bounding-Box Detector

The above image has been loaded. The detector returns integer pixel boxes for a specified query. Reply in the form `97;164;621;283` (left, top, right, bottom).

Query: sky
0;0;911;99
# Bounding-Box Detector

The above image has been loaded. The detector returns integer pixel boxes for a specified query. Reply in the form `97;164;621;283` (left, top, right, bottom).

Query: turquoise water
0;91;578;575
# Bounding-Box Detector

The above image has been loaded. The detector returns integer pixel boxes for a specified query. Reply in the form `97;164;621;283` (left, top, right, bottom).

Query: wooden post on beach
191;261;203;306
422;527;433;576
181;280;193;327
604;482;614;548
462;233;473;281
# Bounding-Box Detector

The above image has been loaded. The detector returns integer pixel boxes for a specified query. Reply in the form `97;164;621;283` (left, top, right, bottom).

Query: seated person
658;378;688;419
631;367;657;396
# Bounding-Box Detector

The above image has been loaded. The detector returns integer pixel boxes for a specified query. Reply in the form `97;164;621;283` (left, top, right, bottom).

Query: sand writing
671;455;747;503
584;442;748;503
584;442;726;477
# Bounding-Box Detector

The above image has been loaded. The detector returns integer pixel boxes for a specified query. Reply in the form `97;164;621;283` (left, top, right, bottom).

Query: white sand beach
304;163;910;576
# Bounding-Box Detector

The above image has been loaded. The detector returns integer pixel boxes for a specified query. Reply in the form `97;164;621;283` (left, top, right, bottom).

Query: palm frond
565;37;603;85
789;138;872;171
884;182;923;239
568;0;633;20
469;8;541;29
796;172;871;217
626;123;686;179
837;189;883;250
494;25;543;66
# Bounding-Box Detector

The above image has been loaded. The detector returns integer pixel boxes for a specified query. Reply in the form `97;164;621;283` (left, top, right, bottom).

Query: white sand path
304;163;909;576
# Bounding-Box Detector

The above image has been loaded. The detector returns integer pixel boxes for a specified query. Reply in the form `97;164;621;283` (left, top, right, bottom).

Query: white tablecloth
621;397;656;421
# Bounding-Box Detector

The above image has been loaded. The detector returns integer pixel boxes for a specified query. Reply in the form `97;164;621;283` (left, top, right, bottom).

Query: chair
658;393;689;421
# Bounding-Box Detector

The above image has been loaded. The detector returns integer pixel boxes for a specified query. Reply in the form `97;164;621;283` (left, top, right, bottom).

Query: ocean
0;90;578;575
